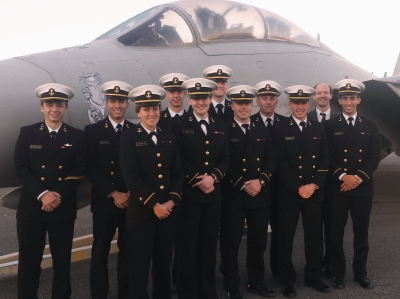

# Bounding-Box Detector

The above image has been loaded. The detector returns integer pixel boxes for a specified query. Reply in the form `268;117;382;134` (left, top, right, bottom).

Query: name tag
99;140;110;144
285;136;295;141
162;140;172;144
136;141;148;147
30;145;42;149
313;137;322;140
334;132;344;136
183;130;194;134
256;138;267;141
214;131;225;135
231;138;240;142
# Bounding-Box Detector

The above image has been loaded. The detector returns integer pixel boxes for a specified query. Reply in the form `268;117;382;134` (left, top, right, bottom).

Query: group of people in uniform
14;64;381;299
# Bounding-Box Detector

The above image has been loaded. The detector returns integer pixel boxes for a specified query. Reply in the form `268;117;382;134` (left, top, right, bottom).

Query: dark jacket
157;108;187;131
119;124;183;219
307;108;340;122
325;114;381;196
84;117;135;214
14;122;86;222
170;111;230;203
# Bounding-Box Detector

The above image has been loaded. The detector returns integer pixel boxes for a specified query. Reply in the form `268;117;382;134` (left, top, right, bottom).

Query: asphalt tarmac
1;153;399;299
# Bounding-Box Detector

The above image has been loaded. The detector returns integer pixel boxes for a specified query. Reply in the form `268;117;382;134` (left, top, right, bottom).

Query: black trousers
320;195;332;268
90;211;128;299
127;210;177;299
278;200;322;286
17;219;75;299
330;194;372;279
269;196;280;278
220;203;269;294
177;201;221;299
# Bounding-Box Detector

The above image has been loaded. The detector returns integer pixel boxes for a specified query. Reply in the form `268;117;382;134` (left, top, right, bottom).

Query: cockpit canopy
96;0;319;48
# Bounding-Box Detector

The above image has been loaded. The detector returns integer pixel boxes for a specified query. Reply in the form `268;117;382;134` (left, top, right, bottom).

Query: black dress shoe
282;285;296;298
247;284;277;298
304;280;331;293
354;276;373;289
331;277;345;289
227;291;243;299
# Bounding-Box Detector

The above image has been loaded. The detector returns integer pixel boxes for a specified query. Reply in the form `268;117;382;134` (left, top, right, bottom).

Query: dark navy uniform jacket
325;114;381;196
157;108;187;131
14;122;86;222
84;117;135;214
272;117;329;203
119;124;183;219
223;120;276;209
170;111;230;203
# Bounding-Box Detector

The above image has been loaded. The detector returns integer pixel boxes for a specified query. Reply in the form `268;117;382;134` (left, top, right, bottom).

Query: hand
340;175;361;192
244;179;261;197
202;185;215;194
298;184;317;199
112;191;129;209
40;191;61;212
163;200;175;212
153;203;171;219
192;175;214;192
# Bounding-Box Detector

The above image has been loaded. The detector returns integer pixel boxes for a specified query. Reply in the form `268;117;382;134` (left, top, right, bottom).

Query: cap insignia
195;83;201;90
145;91;152;99
266;84;271;90
298;89;303;96
173;77;178;84
217;69;222;75
240;90;246;97
49;88;55;96
346;83;351;89
114;86;120;93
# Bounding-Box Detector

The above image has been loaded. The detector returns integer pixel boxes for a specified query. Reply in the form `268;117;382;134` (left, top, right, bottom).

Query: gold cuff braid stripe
188;172;199;184
144;192;155;205
233;176;242;188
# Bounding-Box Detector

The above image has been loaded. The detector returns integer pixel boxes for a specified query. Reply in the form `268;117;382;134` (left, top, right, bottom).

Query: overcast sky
0;0;398;78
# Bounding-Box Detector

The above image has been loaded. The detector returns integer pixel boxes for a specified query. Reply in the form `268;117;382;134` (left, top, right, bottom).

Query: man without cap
170;78;230;299
272;85;330;298
202;64;234;123
158;73;189;131
307;83;339;279
251;80;288;281
14;83;86;299
220;85;276;299
84;81;135;299
325;79;381;290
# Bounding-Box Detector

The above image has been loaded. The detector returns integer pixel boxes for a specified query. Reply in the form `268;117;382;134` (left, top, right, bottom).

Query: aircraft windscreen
177;2;265;41
96;6;160;40
259;8;319;47
117;8;193;47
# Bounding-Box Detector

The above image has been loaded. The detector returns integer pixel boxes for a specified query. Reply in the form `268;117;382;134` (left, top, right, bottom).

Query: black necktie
300;121;306;132
241;124;250;139
320;112;326;122
199;120;208;136
149;131;157;145
266;118;272;127
216;104;224;118
348;117;354;127
116;124;122;139
173;114;180;118
50;131;57;139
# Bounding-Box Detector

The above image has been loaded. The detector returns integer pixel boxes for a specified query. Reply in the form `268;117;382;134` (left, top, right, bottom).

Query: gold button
243;169;246;172
299;176;302;179
299;156;302;159
243;159;246;162
59;166;63;169
204;173;208;175
313;165;316;168
344;159;347;162
312;176;314;178
111;172;114;175
299;166;302;169
344;168;347;172
257;168;260;171
359;159;362;162
157;153;161;157
112;183;114;185
205;141;209;144
41;177;45;181
359;149;363;152
312;155;315;159
58;178;62;181
41;165;45;169
205;162;209;166
257;158;260;161
160;185;164;190
158;163;162;167
111;161;115;164
344;149;348;153
158;174;163;179
230;180;233;183
206;151;209;155
186;175;189;178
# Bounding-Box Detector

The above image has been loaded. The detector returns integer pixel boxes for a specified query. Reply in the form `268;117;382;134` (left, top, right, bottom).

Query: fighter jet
1;0;400;209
